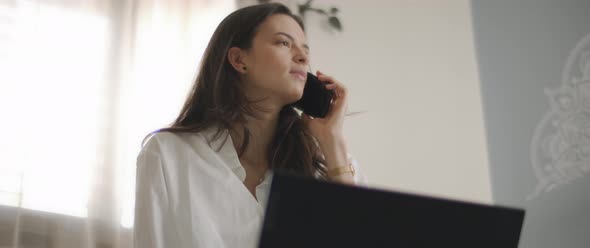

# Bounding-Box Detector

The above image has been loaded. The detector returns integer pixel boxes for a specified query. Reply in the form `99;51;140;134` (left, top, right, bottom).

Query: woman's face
237;14;310;108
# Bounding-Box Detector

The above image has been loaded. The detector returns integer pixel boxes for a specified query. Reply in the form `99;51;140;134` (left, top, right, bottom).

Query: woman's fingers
326;82;347;97
315;70;347;102
325;83;338;90
317;72;335;84
316;71;341;89
317;70;335;83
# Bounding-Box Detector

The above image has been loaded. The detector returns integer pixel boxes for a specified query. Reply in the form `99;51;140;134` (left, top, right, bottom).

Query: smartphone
292;72;334;118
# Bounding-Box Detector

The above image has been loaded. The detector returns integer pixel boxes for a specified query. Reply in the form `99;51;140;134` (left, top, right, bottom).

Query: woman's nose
295;51;308;65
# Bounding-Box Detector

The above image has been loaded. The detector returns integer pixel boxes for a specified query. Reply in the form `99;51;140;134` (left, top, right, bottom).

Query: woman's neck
229;108;280;168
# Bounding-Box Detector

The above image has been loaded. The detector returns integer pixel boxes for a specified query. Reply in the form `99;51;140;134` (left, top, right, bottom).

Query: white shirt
134;127;366;248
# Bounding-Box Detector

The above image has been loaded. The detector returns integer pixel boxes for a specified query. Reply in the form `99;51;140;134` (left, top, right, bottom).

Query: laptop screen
258;172;525;248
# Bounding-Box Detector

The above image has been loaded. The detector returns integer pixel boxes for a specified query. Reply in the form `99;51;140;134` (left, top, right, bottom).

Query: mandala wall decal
528;33;590;200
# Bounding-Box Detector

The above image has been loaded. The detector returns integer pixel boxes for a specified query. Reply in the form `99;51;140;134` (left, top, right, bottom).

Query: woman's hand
301;70;348;142
302;71;354;184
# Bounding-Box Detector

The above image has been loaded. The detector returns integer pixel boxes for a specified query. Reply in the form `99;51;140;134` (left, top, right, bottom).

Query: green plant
257;0;342;32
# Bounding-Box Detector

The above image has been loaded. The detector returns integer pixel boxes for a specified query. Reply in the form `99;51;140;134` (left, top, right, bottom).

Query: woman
134;3;365;248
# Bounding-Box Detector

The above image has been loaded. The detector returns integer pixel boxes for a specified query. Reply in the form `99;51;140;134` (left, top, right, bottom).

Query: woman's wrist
318;134;355;184
318;134;347;167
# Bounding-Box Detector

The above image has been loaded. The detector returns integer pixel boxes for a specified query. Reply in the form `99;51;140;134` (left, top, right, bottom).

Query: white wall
299;0;492;203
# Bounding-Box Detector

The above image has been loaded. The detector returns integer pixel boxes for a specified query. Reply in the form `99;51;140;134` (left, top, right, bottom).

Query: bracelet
327;165;355;178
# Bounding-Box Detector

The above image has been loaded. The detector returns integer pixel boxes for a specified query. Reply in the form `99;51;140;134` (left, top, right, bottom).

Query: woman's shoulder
140;127;227;157
140;130;203;154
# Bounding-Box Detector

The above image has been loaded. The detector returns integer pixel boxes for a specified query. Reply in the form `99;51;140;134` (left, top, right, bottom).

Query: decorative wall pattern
529;33;590;200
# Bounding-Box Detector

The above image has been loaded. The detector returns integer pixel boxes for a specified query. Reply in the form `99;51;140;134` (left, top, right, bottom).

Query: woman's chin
283;89;304;105
277;81;304;105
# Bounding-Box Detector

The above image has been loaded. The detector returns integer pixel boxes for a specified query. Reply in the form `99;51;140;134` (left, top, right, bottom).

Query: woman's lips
290;71;306;81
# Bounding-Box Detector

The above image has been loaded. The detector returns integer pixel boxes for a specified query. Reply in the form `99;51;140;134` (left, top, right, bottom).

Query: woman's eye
279;40;290;47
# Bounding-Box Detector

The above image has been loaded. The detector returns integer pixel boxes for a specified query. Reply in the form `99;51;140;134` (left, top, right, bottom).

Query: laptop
258;172;525;248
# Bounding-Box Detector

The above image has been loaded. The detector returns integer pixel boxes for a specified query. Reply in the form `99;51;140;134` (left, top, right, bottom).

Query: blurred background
0;0;588;247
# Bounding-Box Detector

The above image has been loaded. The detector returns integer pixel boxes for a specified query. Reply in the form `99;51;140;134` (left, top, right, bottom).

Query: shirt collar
202;127;246;181
203;127;272;185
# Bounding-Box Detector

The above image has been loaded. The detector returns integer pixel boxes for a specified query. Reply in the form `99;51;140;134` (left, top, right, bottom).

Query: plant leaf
328;16;342;31
298;4;308;17
312;8;326;15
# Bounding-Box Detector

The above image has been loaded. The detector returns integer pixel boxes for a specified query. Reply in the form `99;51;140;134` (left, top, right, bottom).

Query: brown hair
146;3;328;179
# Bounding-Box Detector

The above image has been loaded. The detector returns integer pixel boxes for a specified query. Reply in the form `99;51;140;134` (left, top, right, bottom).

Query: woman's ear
227;47;248;74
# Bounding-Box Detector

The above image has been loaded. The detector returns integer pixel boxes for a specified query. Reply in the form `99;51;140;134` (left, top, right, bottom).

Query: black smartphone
292;72;334;118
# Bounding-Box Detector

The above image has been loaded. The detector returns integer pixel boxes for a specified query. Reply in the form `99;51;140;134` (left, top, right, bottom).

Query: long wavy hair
146;3;328;179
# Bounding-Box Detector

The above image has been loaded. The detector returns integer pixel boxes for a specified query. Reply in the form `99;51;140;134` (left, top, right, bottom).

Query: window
0;0;109;218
